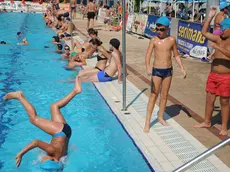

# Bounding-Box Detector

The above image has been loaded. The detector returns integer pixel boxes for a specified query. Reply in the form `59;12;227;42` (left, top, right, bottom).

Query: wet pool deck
68;14;230;172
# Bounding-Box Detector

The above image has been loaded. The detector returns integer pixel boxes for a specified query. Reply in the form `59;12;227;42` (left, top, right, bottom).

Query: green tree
134;0;143;12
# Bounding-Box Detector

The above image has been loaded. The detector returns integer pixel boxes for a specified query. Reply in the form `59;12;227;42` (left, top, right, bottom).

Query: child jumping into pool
4;76;82;171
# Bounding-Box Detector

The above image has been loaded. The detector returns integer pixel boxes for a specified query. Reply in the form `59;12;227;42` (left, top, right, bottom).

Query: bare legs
194;92;216;129
4;77;82;135
73;39;82;50
219;97;229;135
158;76;172;126
78;70;99;82
90;18;94;29
87;19;90;30
144;76;172;133
50;77;82;123
87;18;94;30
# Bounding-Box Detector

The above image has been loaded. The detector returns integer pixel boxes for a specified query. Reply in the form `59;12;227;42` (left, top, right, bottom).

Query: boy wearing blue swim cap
194;8;230;136
144;16;186;133
4;77;82;170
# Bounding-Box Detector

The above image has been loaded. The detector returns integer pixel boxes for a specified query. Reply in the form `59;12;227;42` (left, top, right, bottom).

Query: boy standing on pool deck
144;16;186;133
194;8;230;136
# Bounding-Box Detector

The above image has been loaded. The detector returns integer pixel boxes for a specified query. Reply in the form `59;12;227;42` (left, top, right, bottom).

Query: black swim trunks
87;12;95;20
53;123;72;139
152;67;173;78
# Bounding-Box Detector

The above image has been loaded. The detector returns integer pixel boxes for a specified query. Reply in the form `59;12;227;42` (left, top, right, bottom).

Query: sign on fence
132;14;148;35
177;20;209;59
126;14;134;31
144;15;171;38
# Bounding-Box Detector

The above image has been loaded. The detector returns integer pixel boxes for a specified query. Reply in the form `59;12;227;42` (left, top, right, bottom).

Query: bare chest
154;39;173;51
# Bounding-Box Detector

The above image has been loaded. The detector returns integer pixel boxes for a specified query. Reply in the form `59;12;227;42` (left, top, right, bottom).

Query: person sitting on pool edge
79;38;122;83
4;76;82;171
72;28;98;53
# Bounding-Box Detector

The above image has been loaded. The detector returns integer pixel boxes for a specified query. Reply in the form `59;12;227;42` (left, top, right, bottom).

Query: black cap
52;36;60;42
63;12;69;18
57;44;63;50
109;38;120;49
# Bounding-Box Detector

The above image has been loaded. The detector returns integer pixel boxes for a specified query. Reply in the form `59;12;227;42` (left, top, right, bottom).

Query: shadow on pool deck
71;15;230;167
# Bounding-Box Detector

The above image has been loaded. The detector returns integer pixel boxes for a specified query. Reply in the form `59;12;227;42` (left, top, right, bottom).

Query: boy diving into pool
4;76;82;171
144;16;186;133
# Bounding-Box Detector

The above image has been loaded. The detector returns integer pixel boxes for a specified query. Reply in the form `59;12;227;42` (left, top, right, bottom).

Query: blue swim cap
220;2;229;10
65;17;71;21
156;16;170;27
220;18;230;31
40;160;63;172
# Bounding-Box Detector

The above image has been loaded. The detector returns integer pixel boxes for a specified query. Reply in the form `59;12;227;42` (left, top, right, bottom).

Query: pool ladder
173;137;230;172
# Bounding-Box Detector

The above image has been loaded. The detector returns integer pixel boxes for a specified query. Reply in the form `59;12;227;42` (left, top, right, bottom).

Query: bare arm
145;37;155;75
18;140;56;156
15;140;56;167
69;58;87;67
172;38;186;78
113;52;122;83
211;43;230;58
71;60;87;66
98;46;111;59
202;8;219;42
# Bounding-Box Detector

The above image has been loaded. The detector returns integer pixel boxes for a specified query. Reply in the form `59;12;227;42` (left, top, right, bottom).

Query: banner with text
126;14;134;31
177;20;209;59
98;8;106;23
132;13;148;35
0;1;42;12
144;15;171;38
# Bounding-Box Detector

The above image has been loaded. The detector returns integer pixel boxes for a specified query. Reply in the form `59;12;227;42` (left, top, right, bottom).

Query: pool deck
69;14;230;172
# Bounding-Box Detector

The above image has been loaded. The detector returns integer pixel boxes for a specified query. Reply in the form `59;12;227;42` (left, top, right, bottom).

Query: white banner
98;8;106;23
0;1;42;12
126;14;134;31
132;14;148;35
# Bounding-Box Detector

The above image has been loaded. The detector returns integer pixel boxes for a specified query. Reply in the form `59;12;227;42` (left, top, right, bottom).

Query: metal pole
192;0;195;22
173;137;230;172
121;0;127;111
175;2;177;18
70;10;73;50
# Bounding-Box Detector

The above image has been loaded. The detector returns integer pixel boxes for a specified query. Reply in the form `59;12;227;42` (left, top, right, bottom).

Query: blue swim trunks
97;70;113;82
152;67;173;78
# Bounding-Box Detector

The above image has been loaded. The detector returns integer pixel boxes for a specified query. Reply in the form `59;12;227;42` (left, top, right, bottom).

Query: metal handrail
173;137;230;172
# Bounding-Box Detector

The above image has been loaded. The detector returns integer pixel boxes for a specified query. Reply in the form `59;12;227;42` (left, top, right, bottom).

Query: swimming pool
0;13;154;172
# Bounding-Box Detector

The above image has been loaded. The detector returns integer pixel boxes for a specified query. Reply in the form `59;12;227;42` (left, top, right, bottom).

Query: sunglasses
155;27;167;32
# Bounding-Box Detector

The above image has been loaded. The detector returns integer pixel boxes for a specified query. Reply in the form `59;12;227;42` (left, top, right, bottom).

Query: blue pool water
0;13;154;172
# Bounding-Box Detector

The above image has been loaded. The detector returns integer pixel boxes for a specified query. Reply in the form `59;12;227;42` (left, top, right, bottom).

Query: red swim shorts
206;72;230;97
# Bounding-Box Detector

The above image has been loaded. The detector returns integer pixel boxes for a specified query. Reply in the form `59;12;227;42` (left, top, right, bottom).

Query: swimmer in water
61;45;71;60
52;36;60;44
17;38;29;46
17;32;29;46
55;44;63;54
4;76;82;170
0;41;6;44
